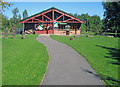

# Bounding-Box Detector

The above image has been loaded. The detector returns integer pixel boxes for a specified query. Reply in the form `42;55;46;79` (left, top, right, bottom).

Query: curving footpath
36;35;104;85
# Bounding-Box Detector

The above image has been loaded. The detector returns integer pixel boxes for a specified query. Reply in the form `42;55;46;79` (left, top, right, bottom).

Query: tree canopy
102;1;120;34
12;8;19;19
23;9;28;19
72;13;102;34
0;1;13;13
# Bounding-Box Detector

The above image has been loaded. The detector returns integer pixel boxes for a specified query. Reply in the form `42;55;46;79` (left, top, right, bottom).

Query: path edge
36;35;50;86
49;35;106;85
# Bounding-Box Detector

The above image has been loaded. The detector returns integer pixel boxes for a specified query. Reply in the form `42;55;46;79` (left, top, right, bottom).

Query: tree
74;13;78;17
2;15;9;30
91;15;102;34
0;0;12;13
8;8;22;31
102;1;120;36
69;13;73;16
12;8;19;19
75;13;102;34
0;1;12;32
18;14;21;20
11;8;19;29
23;9;28;19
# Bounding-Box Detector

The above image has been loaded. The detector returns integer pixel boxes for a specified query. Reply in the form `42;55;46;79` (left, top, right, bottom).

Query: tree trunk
105;29;107;36
115;30;118;37
75;28;77;35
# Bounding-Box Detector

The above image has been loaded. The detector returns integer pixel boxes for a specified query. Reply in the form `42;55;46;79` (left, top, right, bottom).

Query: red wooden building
20;7;85;35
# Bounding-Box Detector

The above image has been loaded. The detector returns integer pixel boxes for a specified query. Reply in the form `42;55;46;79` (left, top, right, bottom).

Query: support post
50;23;51;30
53;22;54;34
23;23;24;32
81;23;83;34
52;9;55;34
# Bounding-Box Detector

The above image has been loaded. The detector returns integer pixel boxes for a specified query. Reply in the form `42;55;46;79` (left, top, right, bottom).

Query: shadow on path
80;65;120;85
80;67;99;78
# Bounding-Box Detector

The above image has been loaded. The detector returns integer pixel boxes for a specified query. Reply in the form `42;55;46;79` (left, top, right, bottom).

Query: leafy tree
91;15;102;34
102;1;120;36
1;2;22;33
69;13;73;16
74;13;78;17
18;14;21;20
23;9;28;19
74;13;102;34
12;8;19;19
3;8;22;32
11;8;20;30
0;1;12;32
0;0;12;13
2;15;9;30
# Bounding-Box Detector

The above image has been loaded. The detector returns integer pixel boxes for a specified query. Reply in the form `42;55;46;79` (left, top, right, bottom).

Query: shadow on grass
98;73;120;85
96;45;120;85
96;45;120;65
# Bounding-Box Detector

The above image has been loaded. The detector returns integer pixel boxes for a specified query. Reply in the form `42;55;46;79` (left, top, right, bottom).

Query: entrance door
66;31;69;35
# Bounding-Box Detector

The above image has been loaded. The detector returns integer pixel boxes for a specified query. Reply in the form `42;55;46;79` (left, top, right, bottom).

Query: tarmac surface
36;35;104;85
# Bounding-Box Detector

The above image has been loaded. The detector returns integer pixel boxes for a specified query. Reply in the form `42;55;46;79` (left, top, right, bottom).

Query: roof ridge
20;7;85;23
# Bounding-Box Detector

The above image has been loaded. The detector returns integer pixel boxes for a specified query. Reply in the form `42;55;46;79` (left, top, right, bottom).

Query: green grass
0;35;2;87
50;35;119;85
2;34;49;85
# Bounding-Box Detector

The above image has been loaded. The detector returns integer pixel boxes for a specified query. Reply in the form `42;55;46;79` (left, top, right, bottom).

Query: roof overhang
20;7;85;24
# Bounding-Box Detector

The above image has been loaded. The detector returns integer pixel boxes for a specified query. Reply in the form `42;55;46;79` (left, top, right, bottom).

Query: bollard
5;29;8;39
22;32;25;39
70;37;75;40
13;30;16;39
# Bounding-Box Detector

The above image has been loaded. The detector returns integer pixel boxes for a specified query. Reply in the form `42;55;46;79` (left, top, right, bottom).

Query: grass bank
2;34;49;85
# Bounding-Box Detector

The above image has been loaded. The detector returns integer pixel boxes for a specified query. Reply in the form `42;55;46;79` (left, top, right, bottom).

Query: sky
7;0;107;2
4;2;105;20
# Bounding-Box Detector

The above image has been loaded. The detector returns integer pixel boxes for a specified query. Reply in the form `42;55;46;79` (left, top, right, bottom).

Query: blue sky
7;0;105;2
4;2;105;20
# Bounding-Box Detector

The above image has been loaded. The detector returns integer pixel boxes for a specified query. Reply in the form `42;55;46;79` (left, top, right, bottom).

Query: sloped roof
20;7;85;23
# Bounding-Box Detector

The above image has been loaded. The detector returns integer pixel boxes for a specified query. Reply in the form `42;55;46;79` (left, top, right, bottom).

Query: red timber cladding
35;30;53;34
54;30;66;35
35;30;47;34
69;30;81;35
54;30;81;35
48;30;53;34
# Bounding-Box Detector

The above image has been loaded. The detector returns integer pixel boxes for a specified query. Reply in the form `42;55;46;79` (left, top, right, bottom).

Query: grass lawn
0;35;2;86
50;35;119;85
2;34;49;85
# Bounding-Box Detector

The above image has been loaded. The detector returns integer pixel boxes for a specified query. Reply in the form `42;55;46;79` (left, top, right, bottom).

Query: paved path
36;35;104;85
